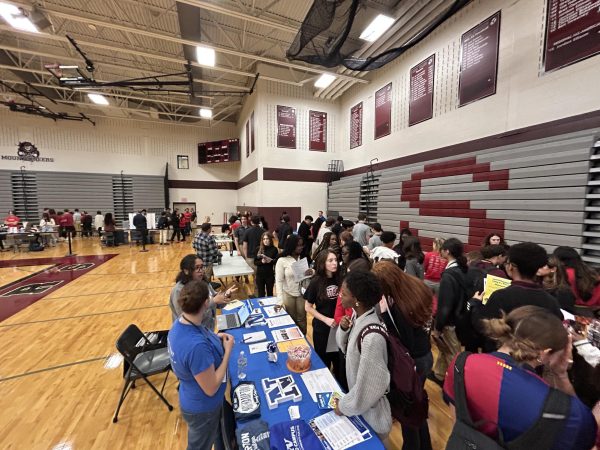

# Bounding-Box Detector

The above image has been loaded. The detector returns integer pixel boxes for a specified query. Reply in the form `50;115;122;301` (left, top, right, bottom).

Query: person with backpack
335;270;392;442
430;238;469;386
468;244;508;294
372;260;433;450
444;305;597;450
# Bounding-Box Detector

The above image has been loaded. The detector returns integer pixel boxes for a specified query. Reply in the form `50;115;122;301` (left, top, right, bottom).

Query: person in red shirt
183;208;192;236
554;246;600;308
5;210;20;230
423;237;447;295
60;209;75;238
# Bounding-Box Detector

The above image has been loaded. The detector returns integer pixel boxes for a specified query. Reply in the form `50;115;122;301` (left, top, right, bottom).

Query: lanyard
181;315;224;359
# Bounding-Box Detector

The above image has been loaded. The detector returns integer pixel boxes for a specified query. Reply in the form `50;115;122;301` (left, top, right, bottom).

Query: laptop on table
217;301;252;331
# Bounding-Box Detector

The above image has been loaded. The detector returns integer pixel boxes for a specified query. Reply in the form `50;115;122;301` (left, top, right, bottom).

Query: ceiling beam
0;25;305;87
0;80;243;120
8;5;368;84
0;76;243;111
175;0;299;34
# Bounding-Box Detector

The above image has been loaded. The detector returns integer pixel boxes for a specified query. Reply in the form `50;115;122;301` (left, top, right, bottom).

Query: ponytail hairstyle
441;238;468;273
175;254;199;284
482;305;567;363
553;246;599;302
432;237;445;253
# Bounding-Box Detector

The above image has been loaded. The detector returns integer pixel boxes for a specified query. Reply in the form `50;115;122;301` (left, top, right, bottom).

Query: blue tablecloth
225;298;385;449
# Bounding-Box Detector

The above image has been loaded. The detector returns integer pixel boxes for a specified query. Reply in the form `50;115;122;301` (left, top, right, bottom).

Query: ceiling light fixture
87;93;109;105
359;14;395;42
196;46;215;67
199;108;212;119
0;2;39;33
315;74;336;89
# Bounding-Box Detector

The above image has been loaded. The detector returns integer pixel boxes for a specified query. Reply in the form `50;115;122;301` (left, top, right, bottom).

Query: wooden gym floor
0;237;452;449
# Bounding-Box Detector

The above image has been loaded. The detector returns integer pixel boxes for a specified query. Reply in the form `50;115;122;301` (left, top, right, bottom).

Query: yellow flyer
277;338;307;352
482;275;511;304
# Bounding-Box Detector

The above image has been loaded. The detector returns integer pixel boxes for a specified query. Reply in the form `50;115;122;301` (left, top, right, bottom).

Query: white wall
169;187;236;224
0;109;238;180
338;0;600;170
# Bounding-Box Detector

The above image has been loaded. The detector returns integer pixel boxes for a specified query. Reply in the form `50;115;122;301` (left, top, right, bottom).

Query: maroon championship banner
277;105;297;149
544;0;600;72
309;110;327;152
246;120;250;157
458;12;501;107
374;83;392;139
350;102;363;149
251;111;255;152
409;55;435;126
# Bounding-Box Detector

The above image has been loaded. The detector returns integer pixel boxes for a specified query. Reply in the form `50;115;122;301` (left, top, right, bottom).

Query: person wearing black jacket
157;211;169;245
132;209;148;246
372;261;433;450
170;209;184;242
297;215;313;260
275;214;292;250
431;238;468;385
254;232;278;297
471;242;563;352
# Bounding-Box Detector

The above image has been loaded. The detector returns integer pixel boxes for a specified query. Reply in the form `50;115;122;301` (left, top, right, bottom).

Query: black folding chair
113;324;173;423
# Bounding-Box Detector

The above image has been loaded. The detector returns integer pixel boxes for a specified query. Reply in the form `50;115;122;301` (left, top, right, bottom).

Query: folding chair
113;324;173;423
102;231;115;247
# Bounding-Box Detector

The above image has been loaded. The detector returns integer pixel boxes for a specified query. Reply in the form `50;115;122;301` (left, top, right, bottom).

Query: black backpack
446;352;571;450
358;311;429;428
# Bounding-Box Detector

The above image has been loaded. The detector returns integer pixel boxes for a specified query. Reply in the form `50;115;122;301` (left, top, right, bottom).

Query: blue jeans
182;403;224;450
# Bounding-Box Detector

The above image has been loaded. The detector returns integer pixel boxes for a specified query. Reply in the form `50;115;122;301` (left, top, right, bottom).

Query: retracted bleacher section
328;129;599;256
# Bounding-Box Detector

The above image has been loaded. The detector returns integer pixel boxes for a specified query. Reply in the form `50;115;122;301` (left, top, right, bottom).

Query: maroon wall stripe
263;168;330;182
343;109;600;177
237;169;259;189
424;156;477;171
169;180;237;190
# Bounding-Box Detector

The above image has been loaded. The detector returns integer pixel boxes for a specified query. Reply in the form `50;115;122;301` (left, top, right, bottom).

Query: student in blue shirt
168;280;234;450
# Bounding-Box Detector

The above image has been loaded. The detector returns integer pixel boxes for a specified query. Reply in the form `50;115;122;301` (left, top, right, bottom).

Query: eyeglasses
194;265;204;271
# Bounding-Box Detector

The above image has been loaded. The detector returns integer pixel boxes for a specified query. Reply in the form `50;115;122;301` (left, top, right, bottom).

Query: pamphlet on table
272;326;303;342
300;367;342;402
266;316;296;328
309;411;371;450
257;297;279;306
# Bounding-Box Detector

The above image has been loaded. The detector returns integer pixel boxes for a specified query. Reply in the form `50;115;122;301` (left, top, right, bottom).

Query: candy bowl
286;344;311;373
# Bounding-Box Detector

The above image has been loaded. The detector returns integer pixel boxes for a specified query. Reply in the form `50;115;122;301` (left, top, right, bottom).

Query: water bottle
237;351;247;380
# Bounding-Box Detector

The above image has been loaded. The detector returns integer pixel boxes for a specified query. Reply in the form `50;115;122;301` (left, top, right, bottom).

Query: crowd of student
165;210;600;450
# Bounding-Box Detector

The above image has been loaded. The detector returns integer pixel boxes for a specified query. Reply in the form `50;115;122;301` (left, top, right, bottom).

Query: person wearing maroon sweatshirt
60;209;75;238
